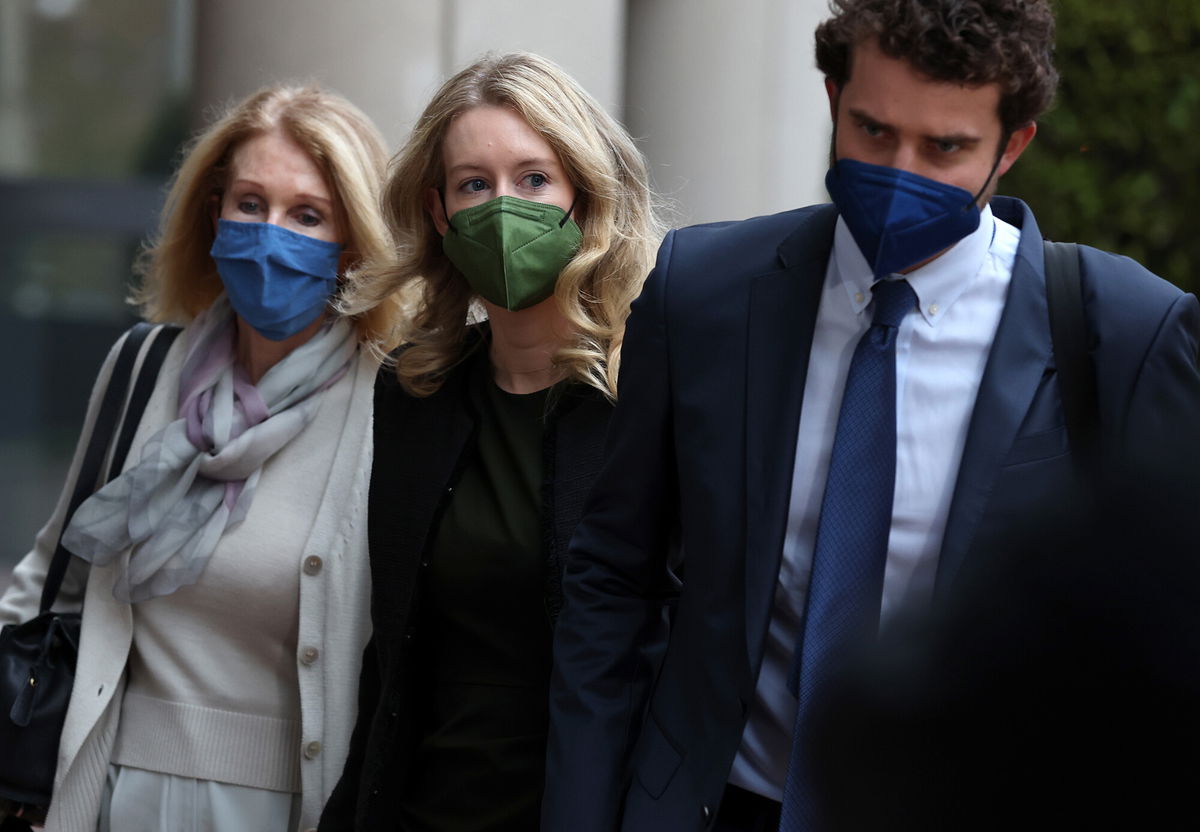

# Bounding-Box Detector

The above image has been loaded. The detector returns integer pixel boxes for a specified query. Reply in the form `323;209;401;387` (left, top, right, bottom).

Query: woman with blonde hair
319;52;665;831
0;84;401;831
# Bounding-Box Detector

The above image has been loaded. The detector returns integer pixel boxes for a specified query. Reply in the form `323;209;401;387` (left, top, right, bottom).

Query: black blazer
319;333;613;832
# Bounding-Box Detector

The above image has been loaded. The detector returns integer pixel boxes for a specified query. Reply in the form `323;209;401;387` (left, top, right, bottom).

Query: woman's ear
426;187;449;236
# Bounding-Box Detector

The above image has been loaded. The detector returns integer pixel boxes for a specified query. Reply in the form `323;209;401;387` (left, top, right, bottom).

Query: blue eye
296;211;321;227
524;173;547;188
935;140;960;154
862;123;883;138
464;178;488;192
238;199;260;214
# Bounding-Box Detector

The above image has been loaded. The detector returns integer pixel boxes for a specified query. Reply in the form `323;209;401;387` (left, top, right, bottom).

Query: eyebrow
229;179;333;207
445;158;560;177
847;108;982;146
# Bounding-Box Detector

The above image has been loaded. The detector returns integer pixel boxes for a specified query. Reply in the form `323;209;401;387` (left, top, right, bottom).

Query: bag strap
38;322;182;613
1043;241;1100;474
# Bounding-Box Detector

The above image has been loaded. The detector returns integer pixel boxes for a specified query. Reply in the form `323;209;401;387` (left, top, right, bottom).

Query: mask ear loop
967;135;1009;212
559;193;580;228
437;187;456;232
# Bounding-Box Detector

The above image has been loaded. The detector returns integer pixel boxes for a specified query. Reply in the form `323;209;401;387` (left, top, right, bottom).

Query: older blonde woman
318;53;665;831
0;84;402;832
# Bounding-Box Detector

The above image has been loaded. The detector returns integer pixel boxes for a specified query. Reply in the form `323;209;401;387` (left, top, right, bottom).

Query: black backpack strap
110;324;182;475
39;322;182;613
1043;241;1100;474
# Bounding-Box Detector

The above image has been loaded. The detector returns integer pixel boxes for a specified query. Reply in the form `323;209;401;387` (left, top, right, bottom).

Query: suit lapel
744;206;836;667
936;202;1051;594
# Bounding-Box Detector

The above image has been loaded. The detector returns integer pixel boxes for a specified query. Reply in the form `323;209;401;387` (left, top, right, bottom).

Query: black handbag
0;322;180;816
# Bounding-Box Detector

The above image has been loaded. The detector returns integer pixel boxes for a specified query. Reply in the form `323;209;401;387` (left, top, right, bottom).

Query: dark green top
399;347;552;831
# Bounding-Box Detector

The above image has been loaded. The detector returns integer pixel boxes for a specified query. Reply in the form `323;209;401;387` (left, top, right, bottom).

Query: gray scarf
62;297;357;602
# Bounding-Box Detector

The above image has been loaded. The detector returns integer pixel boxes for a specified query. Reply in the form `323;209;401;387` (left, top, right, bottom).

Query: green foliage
1003;0;1200;292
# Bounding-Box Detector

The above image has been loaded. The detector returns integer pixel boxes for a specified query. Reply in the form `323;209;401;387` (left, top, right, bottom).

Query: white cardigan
0;325;376;832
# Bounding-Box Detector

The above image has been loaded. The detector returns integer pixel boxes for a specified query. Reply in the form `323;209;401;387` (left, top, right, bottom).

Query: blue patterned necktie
779;278;917;831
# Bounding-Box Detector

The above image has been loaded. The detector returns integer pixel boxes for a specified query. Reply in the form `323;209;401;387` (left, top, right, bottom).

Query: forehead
441;105;562;170
228;130;331;194
841;38;1003;137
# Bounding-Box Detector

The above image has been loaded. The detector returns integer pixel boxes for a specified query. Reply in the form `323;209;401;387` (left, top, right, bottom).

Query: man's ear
426;187;449;236
996;122;1037;178
825;77;840;122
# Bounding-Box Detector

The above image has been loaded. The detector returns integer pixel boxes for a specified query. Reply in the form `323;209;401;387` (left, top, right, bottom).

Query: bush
1003;0;1200;293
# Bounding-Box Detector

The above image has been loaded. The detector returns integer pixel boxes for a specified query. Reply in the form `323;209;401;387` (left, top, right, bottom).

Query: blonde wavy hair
132;84;403;349
343;52;665;399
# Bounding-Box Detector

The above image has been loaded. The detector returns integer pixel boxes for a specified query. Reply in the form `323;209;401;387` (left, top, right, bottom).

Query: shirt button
702;804;712;822
303;740;322;759
404;626;416;640
299;646;320;665
303;556;323;576
854;291;864;304
929;303;940;316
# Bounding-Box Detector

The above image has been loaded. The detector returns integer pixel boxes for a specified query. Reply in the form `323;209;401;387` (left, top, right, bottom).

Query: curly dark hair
815;0;1059;133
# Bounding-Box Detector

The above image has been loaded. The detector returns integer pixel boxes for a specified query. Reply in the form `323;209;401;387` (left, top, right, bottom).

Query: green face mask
441;194;583;311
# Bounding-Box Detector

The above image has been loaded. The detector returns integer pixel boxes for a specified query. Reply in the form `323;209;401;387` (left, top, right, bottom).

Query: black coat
319;340;613;832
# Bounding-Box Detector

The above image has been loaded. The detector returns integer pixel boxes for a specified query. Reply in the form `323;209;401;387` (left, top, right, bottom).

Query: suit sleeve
543;231;680;832
318;634;381;832
1122;290;1200;452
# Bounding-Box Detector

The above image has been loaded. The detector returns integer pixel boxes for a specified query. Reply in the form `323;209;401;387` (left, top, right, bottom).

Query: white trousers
97;765;301;832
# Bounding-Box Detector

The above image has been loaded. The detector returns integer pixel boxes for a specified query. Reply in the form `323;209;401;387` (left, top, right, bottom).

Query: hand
0;798;46;829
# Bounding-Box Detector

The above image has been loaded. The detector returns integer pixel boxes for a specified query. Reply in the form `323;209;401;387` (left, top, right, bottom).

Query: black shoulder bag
0;322;180;820
1043;240;1099;475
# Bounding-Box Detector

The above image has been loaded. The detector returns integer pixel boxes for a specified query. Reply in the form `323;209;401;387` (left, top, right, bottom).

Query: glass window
0;0;193;583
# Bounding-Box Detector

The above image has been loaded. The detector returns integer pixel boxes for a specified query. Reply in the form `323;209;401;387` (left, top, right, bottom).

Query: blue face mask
825;158;992;279
210;219;344;341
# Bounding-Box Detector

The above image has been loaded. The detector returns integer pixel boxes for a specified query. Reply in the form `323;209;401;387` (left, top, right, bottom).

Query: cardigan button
299;646;320;665
303;740;322;759
302;556;323;576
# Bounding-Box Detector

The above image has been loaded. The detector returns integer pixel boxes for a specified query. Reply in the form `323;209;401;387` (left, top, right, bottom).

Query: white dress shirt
729;205;1021;799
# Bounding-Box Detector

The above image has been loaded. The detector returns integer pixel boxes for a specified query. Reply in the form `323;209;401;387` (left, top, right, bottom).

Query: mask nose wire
829;98;1007;211
440;187;579;229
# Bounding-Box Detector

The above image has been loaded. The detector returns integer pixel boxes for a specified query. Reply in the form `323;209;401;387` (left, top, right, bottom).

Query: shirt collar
833;204;997;326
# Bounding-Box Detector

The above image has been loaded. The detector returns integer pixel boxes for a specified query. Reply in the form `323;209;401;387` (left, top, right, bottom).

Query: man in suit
544;1;1200;830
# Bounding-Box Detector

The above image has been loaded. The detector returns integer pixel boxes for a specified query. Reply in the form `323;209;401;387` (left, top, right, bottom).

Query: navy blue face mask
825;156;999;278
210;219;343;341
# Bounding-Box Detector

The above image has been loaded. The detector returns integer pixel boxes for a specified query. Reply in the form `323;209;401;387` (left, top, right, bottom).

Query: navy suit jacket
544;197;1200;832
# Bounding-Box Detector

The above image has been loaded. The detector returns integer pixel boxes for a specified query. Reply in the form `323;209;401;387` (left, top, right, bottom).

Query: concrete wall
625;0;832;225
195;0;832;227
194;0;625;151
